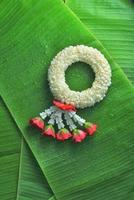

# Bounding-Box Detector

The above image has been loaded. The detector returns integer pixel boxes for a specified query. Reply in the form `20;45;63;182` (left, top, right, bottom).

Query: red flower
56;128;72;141
29;117;44;130
85;122;97;136
53;100;76;111
73;129;87;143
43;125;56;138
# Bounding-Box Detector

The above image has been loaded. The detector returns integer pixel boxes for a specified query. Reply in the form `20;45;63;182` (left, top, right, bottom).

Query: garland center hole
65;62;95;91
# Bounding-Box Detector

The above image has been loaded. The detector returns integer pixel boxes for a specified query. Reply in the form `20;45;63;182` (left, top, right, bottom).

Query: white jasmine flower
48;45;111;109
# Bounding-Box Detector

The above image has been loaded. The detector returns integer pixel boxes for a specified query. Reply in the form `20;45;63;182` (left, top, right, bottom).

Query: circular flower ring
48;45;111;109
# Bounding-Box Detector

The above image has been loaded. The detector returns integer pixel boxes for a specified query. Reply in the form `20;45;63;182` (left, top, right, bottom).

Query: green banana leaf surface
66;0;134;85
0;0;134;200
0;96;54;199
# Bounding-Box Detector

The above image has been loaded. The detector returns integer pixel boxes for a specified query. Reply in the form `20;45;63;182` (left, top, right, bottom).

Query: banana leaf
0;96;54;200
66;0;134;84
0;0;134;200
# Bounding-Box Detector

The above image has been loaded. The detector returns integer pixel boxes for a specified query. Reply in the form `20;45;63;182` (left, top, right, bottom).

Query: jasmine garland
29;45;112;142
48;45;111;109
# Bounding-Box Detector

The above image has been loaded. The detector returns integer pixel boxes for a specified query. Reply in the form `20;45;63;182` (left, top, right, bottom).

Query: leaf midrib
16;138;23;200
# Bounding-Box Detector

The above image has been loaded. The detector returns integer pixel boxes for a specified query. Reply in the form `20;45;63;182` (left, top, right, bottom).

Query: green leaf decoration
0;0;134;200
0;97;54;200
66;0;134;85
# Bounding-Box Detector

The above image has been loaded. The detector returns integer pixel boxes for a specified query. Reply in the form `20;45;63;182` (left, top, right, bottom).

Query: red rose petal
86;124;97;136
53;100;76;111
29;117;44;130
43;125;56;138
